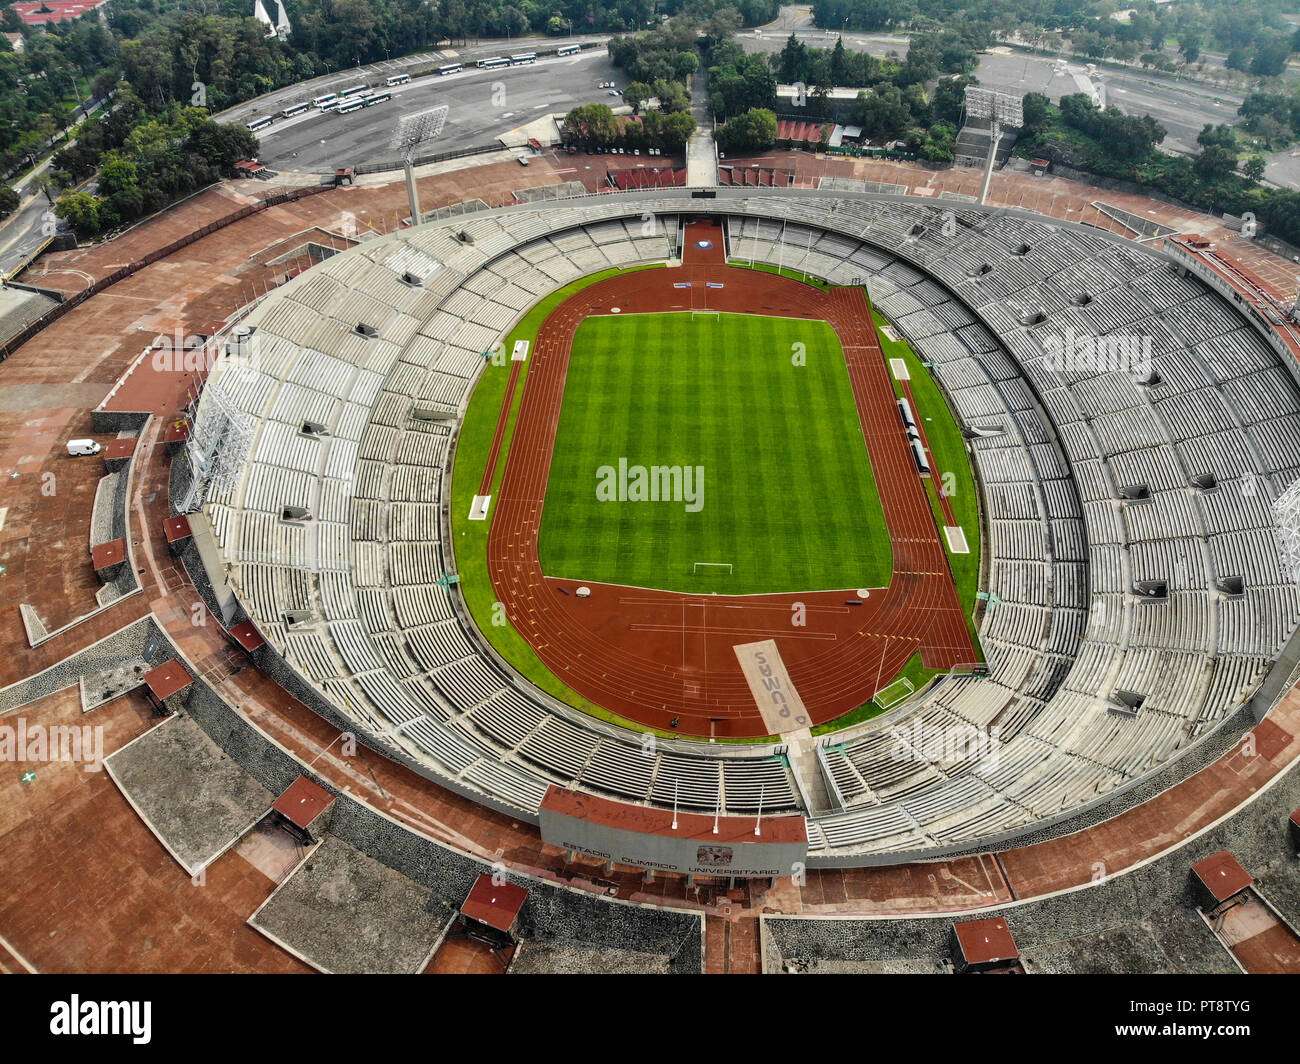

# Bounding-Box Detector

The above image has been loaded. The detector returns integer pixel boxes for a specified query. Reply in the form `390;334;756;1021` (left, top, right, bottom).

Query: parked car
66;439;101;457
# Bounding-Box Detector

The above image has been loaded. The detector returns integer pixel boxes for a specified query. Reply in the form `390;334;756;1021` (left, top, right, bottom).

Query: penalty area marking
469;495;492;521
889;357;910;381
874;675;915;710
945;526;969;553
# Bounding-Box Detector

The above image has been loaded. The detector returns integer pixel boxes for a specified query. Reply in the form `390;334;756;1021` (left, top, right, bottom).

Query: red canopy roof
162;514;192;543
953;917;1018;966
461;874;528;933
273;776;335;829
227;619;266;652
1192;851;1254;903
142;659;193;702
90;538;125;569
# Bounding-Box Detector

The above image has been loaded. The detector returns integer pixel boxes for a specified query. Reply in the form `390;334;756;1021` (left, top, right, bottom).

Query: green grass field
537;311;892;595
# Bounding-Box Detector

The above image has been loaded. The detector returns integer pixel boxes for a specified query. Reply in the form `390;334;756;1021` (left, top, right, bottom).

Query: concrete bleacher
187;189;1300;864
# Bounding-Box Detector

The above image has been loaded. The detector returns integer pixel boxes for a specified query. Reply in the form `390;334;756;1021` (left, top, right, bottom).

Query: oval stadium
3;100;1300;987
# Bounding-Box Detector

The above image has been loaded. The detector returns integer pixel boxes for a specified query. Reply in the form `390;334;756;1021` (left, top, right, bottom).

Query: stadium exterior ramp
179;187;1300;868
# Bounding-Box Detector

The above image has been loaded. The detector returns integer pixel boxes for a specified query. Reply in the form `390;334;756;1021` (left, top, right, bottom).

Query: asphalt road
974;50;1244;157
0;194;58;276
244;48;628;173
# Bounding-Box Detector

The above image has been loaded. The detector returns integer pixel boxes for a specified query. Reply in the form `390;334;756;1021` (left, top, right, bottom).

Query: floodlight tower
964;87;1024;207
391;104;449;226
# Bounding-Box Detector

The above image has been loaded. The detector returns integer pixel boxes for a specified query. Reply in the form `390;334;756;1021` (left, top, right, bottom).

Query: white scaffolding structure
180;370;255;514
1274;478;1300;583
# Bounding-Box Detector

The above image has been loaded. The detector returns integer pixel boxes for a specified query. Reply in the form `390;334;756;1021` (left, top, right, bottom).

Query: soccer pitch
538;311;892;595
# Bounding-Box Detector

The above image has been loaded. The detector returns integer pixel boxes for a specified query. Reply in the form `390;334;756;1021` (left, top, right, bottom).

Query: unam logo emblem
696;845;734;867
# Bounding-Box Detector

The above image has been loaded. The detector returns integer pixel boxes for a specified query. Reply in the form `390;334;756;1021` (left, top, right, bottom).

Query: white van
66;439;101;456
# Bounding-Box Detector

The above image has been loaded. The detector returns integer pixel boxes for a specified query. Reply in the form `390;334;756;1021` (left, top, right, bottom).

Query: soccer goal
874;676;915;710
693;561;733;575
689;309;721;322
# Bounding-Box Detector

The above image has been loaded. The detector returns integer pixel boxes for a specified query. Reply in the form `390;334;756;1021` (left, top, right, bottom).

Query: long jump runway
485;220;976;738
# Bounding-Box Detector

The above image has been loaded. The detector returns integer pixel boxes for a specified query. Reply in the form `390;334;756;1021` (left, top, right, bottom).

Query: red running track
485;220;975;738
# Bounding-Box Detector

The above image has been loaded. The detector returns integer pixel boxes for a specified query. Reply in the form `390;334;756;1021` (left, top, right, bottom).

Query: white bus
341;83;369;98
281;101;309;118
246;116;274;132
476;56;509;69
556;44;580;57
509;52;537;65
438;63;462;75
385;73;411;86
317;98;339;111
312;92;339;108
337;99;364;114
362;91;391;106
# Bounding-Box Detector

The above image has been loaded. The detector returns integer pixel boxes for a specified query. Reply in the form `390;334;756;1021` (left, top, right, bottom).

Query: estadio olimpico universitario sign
539;787;809;878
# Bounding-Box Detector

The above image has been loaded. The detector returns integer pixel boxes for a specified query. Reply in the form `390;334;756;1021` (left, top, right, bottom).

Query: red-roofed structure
90;538;126;574
776;119;830;145
952;917;1020;972
1191;851;1254;906
227;619;266;653
11;0;109;24
162;514;192;554
606;167;686;190
272;776;335;841
141;659;193;714
102;437;137;472
718;165;795;188
461;874;528;938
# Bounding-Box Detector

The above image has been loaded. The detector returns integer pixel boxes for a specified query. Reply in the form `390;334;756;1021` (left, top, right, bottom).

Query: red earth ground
482;219;976;738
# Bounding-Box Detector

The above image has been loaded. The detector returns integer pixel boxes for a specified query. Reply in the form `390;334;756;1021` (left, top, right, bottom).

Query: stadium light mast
965;87;1023;207
391;104;450;226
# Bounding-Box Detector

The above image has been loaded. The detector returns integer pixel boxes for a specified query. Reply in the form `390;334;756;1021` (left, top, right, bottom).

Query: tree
54;189;103;235
716;106;776;153
564;102;620;145
1194;143;1238;181
1243;155;1266;183
0;185;17;216
1251;30;1292;78
777;32;808;83
624;81;652;113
